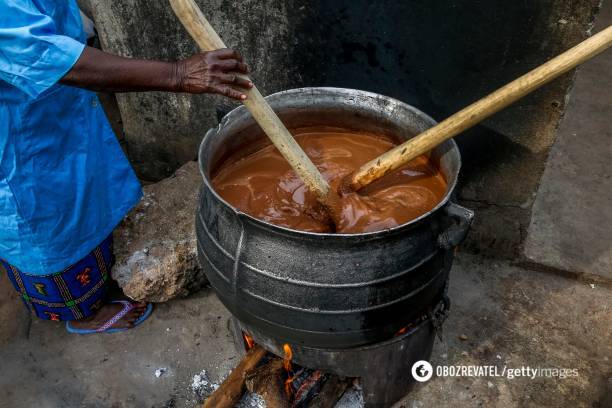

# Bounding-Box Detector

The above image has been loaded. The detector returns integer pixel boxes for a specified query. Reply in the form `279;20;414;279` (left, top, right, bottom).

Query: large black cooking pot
197;88;473;349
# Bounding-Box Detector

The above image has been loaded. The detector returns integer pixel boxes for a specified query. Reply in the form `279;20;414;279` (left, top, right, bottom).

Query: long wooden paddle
169;0;337;208
348;25;612;191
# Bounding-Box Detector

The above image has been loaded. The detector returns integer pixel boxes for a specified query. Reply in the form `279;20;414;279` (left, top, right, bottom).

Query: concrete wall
82;0;303;179
81;0;600;257
524;2;612;283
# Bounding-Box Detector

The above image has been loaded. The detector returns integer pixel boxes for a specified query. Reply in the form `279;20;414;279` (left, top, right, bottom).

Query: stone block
113;161;207;301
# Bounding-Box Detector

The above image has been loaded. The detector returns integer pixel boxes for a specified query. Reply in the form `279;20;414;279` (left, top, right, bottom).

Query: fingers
214;48;243;61
211;56;251;100
178;49;252;100
215;59;249;74
212;85;248;101
218;74;253;89
207;49;248;73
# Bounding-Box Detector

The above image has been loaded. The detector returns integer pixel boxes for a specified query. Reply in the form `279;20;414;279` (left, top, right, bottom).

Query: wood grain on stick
169;0;334;204
349;25;612;191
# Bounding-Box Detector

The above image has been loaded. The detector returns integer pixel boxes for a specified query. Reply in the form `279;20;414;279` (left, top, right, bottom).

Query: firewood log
309;376;352;408
202;345;266;408
245;359;290;408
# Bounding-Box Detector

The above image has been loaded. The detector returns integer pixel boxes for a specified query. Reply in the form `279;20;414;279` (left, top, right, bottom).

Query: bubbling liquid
212;128;448;233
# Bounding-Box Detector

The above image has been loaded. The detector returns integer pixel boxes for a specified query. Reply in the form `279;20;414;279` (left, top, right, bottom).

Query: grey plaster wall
81;0;600;257
524;2;612;282
83;0;303;179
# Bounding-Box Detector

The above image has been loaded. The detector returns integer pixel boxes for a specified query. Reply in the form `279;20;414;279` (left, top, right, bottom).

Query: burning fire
283;343;294;397
243;332;255;350
394;322;417;337
394;314;428;337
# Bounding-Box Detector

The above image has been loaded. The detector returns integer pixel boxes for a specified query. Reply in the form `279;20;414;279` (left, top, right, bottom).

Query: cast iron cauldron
196;88;473;349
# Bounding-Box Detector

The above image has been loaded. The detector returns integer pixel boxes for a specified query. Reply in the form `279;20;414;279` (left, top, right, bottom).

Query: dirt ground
1;253;610;408
2;3;611;408
398;254;611;408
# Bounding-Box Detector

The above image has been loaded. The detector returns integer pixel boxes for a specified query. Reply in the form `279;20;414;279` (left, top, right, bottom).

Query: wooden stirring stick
348;25;612;192
169;0;337;208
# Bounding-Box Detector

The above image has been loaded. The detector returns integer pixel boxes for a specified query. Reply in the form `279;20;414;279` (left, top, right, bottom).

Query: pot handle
437;202;474;250
429;295;451;341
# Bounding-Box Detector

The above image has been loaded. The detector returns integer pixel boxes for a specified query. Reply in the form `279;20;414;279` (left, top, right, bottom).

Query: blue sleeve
0;0;86;98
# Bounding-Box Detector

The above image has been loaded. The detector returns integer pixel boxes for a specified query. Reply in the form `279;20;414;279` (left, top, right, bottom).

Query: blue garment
0;0;142;275
2;234;114;321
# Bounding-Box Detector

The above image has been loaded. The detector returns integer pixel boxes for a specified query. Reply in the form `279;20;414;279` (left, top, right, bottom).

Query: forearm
60;46;180;93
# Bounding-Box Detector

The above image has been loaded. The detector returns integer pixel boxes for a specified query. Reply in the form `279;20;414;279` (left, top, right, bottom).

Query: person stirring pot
0;0;252;333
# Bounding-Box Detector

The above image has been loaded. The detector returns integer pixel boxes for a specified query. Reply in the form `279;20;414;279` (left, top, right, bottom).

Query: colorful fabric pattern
1;235;113;321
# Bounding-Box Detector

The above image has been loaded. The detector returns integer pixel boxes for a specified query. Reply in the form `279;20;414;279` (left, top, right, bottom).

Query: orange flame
394;322;417;337
283;343;293;371
283;343;294;397
395;326;408;337
243;332;255;350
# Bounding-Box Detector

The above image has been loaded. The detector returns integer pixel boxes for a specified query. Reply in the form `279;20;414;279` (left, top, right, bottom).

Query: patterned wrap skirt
1;235;113;321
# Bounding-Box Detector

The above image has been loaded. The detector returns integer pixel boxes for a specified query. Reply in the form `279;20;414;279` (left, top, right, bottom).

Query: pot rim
198;86;461;238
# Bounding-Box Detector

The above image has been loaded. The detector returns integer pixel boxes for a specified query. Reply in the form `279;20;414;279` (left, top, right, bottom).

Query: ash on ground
236;392;266;408
191;369;219;401
335;384;364;408
236;384;364;408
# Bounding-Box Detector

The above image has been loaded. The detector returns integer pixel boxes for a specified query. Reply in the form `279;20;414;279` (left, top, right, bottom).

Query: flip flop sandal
65;300;153;334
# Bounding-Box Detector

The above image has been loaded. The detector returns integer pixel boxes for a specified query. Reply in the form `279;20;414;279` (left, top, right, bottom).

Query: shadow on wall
290;1;584;116
284;0;598;257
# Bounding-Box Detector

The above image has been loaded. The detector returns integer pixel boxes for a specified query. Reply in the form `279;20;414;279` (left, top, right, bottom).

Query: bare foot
70;301;148;331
